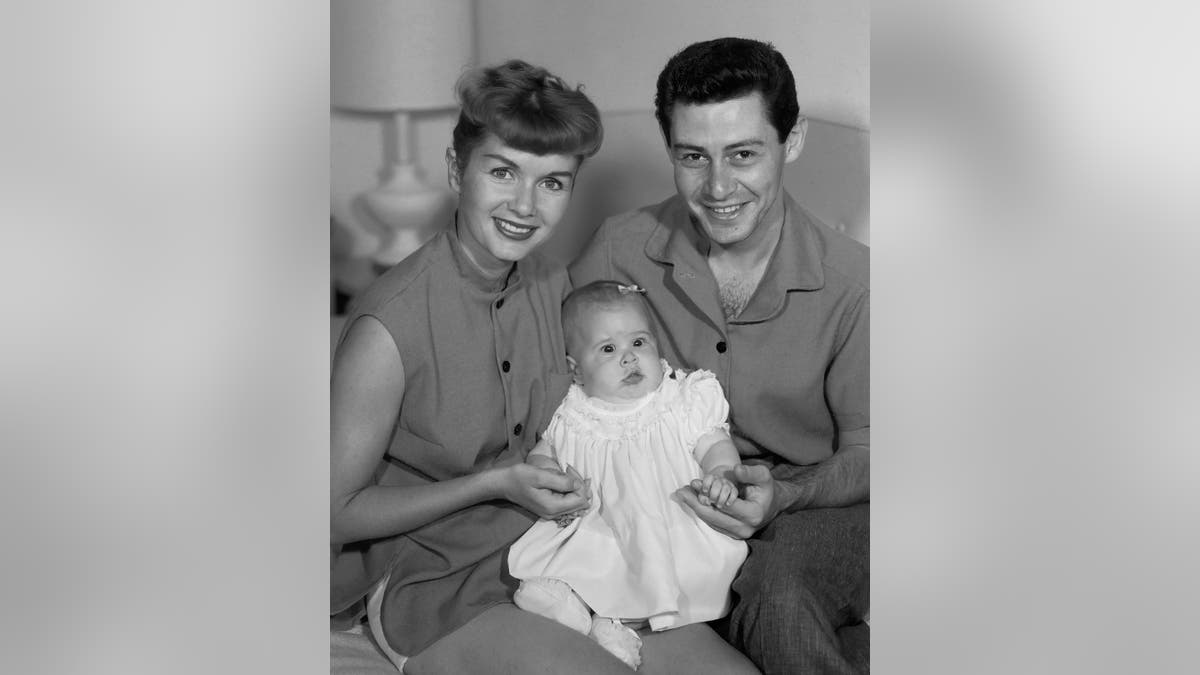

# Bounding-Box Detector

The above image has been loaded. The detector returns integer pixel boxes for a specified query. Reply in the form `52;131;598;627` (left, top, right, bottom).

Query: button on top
513;423;523;436
716;341;727;353
501;360;511;373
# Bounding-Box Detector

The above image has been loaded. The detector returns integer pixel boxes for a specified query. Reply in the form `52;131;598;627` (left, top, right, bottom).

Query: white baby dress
507;363;748;631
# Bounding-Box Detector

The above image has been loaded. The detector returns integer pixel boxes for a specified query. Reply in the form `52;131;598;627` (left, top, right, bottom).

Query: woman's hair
451;59;604;173
654;37;799;145
562;281;654;356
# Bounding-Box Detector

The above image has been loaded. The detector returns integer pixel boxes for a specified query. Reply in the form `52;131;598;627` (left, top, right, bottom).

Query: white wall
475;0;869;128
333;0;869;281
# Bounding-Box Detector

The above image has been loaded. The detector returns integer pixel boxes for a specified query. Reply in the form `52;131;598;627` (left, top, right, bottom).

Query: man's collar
645;197;706;270
643;192;825;324
767;192;825;293
645;193;825;292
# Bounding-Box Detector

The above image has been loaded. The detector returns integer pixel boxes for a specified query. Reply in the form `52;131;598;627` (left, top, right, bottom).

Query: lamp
331;0;472;266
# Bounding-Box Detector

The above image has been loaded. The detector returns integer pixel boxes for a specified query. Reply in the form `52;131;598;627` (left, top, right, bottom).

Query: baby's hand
698;470;738;509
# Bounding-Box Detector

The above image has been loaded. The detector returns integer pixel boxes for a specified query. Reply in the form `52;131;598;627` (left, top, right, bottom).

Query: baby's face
567;304;664;403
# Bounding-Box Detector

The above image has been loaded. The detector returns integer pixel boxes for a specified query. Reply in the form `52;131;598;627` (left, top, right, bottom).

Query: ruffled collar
572;359;673;411
555;360;691;440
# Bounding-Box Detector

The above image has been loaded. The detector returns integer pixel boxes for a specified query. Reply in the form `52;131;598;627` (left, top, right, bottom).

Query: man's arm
771;441;869;511
676;441;868;540
680;284;870;538
679;284;871;537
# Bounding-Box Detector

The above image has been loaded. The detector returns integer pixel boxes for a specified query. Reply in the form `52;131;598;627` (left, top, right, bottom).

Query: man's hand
674;464;780;540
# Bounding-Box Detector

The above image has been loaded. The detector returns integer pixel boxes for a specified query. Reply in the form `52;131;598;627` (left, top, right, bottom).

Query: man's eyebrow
672;139;767;152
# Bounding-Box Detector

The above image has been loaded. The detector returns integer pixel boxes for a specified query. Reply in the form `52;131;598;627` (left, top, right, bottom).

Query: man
570;37;869;674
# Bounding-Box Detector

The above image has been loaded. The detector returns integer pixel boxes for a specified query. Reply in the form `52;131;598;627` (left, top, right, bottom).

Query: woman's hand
496;463;591;519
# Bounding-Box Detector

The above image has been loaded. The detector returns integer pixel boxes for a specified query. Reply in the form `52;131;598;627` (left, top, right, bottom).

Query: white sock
589;616;642;670
513;577;592;635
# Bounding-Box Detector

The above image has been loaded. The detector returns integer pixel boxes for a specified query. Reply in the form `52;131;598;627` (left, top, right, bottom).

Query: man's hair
452;59;604;173
654;37;799;145
562;281;654;357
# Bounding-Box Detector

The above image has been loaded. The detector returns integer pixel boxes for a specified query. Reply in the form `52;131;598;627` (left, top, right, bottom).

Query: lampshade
331;0;473;112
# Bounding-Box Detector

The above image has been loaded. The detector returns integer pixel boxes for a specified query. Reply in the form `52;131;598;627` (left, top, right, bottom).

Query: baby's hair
562;281;654;356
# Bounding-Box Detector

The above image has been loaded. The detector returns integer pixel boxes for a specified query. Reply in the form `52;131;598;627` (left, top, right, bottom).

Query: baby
507;281;748;669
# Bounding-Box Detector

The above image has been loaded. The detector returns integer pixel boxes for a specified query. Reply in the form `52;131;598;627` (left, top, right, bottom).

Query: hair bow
616;283;646;295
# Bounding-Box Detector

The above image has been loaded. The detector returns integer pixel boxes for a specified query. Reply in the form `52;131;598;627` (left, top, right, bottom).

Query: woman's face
447;134;580;272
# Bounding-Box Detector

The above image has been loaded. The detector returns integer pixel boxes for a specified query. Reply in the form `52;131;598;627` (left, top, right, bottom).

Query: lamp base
364;163;453;266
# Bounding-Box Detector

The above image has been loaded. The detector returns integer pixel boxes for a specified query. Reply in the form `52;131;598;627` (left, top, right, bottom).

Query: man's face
667;92;803;250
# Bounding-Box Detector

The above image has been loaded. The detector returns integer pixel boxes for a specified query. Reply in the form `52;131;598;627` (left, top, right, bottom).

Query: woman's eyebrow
481;152;516;166
480;154;574;180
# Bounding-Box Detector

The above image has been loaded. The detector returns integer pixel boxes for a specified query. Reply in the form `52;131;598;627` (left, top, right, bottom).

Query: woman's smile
493;216;538;240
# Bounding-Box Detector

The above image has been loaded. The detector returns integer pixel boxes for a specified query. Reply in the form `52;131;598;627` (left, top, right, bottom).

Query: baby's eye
632;338;644;347
601;345;614;353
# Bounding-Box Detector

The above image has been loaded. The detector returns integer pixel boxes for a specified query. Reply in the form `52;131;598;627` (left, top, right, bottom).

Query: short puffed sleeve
673;368;731;450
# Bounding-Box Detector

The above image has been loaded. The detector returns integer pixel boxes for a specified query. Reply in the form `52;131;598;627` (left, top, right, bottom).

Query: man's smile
705;201;750;221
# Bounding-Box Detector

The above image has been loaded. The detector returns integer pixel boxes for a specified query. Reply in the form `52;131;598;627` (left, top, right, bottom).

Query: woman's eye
540;178;564;191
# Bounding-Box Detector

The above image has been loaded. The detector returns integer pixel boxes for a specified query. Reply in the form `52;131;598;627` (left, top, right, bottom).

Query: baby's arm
693;429;740;508
526;438;562;472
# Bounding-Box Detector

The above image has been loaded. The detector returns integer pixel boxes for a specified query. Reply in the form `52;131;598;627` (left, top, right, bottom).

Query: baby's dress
508;363;749;631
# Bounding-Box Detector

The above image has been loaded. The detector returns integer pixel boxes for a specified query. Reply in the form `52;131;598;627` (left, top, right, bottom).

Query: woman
331;60;757;674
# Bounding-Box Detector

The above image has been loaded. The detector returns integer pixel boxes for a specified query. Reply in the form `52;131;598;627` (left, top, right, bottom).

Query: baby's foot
513;577;592;635
589;616;642;670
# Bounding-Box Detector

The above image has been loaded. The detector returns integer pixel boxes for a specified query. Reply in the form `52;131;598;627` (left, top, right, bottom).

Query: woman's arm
330;317;589;546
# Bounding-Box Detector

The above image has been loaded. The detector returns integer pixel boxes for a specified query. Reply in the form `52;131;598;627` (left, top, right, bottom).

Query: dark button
513;423;523;436
495;298;504;309
716;341;727;353
501;360;511;373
